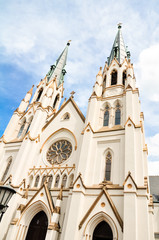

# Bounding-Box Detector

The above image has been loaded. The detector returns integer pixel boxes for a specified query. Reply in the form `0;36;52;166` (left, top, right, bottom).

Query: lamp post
0;185;16;222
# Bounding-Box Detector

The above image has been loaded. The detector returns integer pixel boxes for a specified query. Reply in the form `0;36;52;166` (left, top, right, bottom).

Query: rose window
46;140;72;165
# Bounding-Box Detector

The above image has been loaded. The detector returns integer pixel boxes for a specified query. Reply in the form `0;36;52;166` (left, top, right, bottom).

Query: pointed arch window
123;70;126;85
41;175;47;186
115;103;121;125
54;175;60;188
26;117;33;134
53;94;60;109
68;174;74;187
17;119;26;138
62;175;67;188
1;157;12;182
34;175;40;187
36;88;43;102
103;106;110;126
105;152;112;181
48;175;53;189
111;70;117;85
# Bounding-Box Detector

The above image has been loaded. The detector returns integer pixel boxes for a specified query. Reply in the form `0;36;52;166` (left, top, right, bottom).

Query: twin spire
107;23;130;66
46;25;130;87
46;41;71;86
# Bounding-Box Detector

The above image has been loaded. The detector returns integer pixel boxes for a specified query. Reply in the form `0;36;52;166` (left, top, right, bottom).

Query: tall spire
107;23;130;66
46;41;71;86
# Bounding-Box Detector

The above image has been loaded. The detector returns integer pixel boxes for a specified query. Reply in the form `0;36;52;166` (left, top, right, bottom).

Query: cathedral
0;25;159;240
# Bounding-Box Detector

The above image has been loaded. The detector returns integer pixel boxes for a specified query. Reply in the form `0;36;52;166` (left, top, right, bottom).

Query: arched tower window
25;211;48;240
36;88;43;102
54;175;60;188
111;70;117;85
34;175;40;187
17;119;26;138
62;175;67;188
48;175;53;189
53;94;60;109
93;221;113;240
1;157;12;182
105;152;112;181
123;70;126;85
115;103;121;125
103;105;110;126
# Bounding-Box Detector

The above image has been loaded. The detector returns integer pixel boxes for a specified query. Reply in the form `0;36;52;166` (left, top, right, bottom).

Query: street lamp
0;185;16;222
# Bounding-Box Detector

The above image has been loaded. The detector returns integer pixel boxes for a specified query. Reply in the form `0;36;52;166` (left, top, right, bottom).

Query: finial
70;91;75;98
118;23;122;29
67;40;71;46
27;85;34;95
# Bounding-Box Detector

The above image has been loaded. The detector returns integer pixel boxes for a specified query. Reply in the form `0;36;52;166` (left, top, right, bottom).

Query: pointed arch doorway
25;211;48;240
93;221;113;240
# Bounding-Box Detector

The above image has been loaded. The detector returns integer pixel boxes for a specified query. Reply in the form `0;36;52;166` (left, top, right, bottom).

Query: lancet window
53;94;60;109
68;174;74;187
41;175;47;186
34;175;40;187
62;175;67;188
103;105;110;126
36;88;43;102
1;157;12;182
17;119;26;138
111;70;117;85
123;70;126;85
105;152;112;181
48;175;53;189
115;103;121;125
26;117;33;134
54;175;60;188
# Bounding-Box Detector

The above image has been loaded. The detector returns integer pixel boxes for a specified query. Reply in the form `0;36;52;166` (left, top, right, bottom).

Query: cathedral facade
0;25;159;240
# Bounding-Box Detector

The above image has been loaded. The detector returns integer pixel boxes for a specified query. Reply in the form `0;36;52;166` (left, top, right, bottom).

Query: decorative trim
81;122;94;135
103;188;123;231
25;131;40;142
28;165;75;176
42;97;85;131
48;222;59;231
40;128;77;153
79;191;103;229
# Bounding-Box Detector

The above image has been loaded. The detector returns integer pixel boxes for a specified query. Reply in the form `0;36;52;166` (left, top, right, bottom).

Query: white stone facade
0;28;158;240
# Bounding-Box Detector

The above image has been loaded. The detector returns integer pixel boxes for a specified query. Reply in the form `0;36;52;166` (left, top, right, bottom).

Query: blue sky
1;0;159;174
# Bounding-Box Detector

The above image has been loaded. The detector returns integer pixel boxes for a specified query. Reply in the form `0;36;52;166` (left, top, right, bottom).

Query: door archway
25;211;48;240
93;220;113;240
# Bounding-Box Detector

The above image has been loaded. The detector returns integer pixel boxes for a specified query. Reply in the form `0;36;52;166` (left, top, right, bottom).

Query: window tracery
103;105;110;126
46;140;72;165
17;119;26;138
105;152;112;181
115;103;121;125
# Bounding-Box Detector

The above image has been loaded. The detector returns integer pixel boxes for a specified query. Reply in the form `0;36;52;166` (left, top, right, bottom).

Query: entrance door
25;211;48;240
93;221;113;240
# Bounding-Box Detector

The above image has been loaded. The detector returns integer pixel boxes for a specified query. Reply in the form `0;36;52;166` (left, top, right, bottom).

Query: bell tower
62;25;152;240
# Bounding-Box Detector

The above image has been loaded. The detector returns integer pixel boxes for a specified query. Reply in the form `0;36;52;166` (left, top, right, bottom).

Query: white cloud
148;161;159;176
147;134;159;157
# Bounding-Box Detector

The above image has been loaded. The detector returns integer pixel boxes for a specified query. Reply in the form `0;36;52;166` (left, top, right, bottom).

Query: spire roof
107;24;130;66
47;41;71;86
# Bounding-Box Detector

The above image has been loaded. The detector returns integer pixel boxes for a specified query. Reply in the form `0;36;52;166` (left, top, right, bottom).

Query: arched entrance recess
93;221;113;240
25;211;48;240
